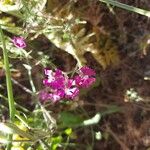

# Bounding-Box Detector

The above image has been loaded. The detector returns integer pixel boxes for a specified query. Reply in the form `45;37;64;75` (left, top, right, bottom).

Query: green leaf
62;33;70;42
51;136;62;144
101;105;121;116
64;128;72;136
59;111;83;127
51;136;62;150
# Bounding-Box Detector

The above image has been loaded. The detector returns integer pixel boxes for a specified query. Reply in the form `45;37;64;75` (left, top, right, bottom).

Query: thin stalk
63;137;70;150
15;112;31;129
25;60;53;149
11;78;33;94
28;70;36;93
0;26;16;149
26;64;36;93
99;0;150;17
0;93;29;113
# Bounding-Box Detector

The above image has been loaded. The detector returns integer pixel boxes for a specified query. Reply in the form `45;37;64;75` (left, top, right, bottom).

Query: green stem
27;68;36;93
0;26;16;150
63;137;70;150
99;0;150;17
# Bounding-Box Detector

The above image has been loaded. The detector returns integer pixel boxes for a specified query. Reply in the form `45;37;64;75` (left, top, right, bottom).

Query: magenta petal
81;77;96;88
39;91;49;101
67;79;75;88
50;78;65;89
80;66;96;76
43;79;49;85
44;69;53;76
74;75;96;88
12;36;26;48
43;79;52;86
50;89;65;102
56;89;65;97
65;87;79;99
54;69;63;77
50;93;61;102
74;75;83;87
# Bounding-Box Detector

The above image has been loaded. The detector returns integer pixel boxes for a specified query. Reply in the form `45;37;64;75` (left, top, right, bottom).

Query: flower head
40;66;96;102
12;36;26;48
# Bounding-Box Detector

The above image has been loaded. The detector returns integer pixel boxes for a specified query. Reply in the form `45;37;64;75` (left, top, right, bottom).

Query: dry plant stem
11;78;33;94
0;26;16;150
99;0;150;17
26;61;51;149
106;125;129;150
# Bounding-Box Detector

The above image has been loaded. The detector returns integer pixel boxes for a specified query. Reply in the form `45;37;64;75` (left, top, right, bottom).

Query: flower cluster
12;36;26;48
40;66;96;102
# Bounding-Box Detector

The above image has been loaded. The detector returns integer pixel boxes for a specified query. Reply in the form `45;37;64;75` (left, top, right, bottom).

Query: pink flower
12;36;26;48
74;75;95;88
42;69;80;101
40;66;96;102
75;66;96;88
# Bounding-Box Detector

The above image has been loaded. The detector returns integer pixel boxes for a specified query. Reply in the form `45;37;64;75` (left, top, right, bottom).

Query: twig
11;78;33;94
106;125;129;150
